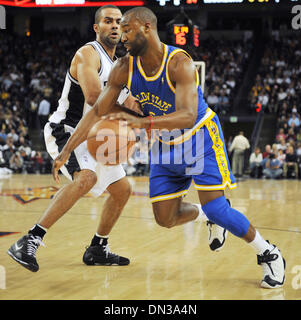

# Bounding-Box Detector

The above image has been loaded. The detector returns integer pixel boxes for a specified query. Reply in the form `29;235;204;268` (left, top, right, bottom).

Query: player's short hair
95;5;120;24
123;7;157;29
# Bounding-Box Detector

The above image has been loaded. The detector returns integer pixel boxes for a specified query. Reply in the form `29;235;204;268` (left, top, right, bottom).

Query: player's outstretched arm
52;57;129;182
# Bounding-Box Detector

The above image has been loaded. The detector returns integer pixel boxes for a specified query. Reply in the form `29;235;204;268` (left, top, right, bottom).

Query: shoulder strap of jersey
165;46;199;93
85;40;114;75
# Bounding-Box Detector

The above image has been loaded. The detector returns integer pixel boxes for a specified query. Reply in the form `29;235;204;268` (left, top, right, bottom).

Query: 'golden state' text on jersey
127;43;207;125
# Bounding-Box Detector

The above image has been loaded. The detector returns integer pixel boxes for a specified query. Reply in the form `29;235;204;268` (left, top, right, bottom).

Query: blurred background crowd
1;5;300;180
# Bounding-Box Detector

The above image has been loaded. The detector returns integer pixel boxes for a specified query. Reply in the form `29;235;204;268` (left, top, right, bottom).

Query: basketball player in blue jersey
52;7;285;288
7;5;141;272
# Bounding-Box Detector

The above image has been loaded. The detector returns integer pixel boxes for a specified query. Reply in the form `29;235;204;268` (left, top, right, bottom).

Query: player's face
95;8;122;48
120;17;148;57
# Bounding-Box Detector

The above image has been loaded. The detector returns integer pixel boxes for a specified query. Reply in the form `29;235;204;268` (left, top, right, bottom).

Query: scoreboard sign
172;24;200;47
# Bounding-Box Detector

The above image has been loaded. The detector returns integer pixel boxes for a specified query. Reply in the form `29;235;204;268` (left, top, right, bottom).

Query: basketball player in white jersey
7;5;140;271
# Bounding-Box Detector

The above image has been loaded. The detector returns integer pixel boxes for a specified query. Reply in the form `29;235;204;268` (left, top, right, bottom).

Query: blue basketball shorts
149;110;236;203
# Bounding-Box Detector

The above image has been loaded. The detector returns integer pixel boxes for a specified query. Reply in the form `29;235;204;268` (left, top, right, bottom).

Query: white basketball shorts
44;122;126;197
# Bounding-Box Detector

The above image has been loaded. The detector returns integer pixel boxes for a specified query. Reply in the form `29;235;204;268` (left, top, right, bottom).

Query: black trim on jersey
49;123;81;179
94;40;116;63
61;80;85;128
67;70;79;85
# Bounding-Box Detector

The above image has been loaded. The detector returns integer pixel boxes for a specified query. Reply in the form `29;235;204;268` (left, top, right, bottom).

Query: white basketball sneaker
257;243;286;289
206;221;228;251
194;202;228;252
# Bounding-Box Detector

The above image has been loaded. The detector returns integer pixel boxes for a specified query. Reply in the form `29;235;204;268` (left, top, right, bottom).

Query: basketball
87;119;136;165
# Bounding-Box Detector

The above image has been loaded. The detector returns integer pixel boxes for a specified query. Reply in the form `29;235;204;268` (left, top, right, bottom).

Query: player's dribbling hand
102;112;146;129
52;149;71;183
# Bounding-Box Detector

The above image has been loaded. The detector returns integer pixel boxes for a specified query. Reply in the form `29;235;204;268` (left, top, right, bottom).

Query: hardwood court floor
0;174;300;300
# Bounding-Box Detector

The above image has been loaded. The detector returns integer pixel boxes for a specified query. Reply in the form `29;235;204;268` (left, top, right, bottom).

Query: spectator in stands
33;151;44;174
288;113;300;128
17;136;31;157
29;95;39;129
257;89;269;112
289;121;299;136
3;139;15;166
0;128;7;145
282;122;289;135
263;153;283;179
272;143;279;157
215;89;230;114
229;131;250;178
249;147;263;178
283;145;298;179
277;137;287;153
262;144;272;159
275;128;286;143
7;128;19;144
37;96;51;131
207;91;219;110
286;127;296;142
277;148;285;166
9;151;24;173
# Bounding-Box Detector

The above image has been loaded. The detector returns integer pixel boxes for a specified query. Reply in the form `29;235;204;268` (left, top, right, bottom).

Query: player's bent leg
83;177;131;266
38;169;97;229
7;169;97;272
152;196;227;252
199;191;285;288
152;197;199;229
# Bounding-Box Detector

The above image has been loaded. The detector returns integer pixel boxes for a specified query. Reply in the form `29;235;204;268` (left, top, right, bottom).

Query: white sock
37;224;48;232
95;233;109;245
96;233;108;238
193;204;208;223
248;230;273;255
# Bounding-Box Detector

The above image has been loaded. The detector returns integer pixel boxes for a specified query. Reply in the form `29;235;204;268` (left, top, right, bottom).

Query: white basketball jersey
49;40;129;128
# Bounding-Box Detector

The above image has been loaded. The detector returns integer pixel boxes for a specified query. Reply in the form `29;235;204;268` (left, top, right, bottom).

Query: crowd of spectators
247;31;301;179
249;32;301;115
0;107;52;175
249;112;301;180
191;36;253;115
0;29;147;176
1;27;300;179
0;30;84;174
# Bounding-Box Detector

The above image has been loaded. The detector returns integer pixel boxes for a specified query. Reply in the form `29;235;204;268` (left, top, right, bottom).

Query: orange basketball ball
87;119;136;165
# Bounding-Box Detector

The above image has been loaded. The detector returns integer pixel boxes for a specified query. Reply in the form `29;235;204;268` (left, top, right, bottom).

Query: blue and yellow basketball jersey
126;43;236;202
127;43;207;124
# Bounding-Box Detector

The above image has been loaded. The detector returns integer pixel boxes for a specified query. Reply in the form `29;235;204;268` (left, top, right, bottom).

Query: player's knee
123;181;132;200
153;207;175;229
73;170;97;192
154;215;175;228
119;181;132;204
109;179;132;205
